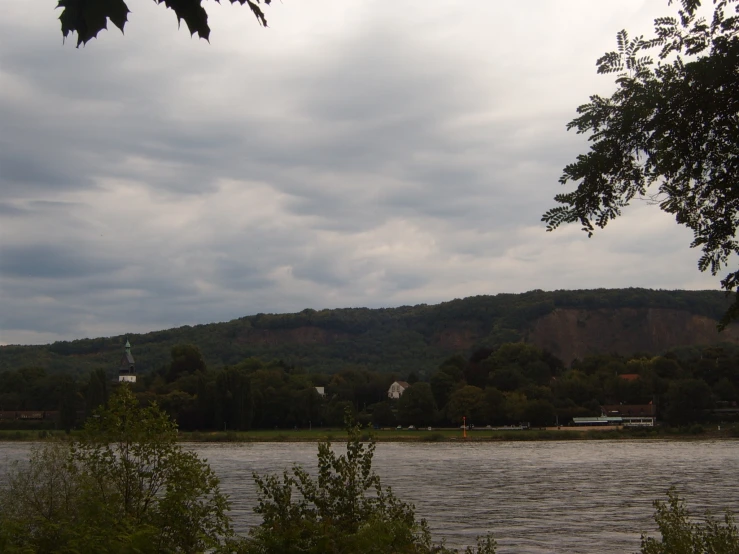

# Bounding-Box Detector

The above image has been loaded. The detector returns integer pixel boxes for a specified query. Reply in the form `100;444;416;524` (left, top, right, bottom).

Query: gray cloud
0;0;722;345
0;202;28;217
0;244;122;279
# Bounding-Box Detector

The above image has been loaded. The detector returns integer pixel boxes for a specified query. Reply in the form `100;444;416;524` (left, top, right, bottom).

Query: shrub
0;386;232;554
238;410;497;554
640;488;739;554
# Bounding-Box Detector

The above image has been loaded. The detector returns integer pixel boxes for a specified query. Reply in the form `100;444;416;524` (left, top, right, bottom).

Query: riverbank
3;424;737;442
179;425;739;442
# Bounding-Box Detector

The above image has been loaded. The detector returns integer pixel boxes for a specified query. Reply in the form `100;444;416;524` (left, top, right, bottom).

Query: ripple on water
2;439;738;553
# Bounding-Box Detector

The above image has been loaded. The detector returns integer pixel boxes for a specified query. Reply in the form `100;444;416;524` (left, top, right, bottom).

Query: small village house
387;381;410;400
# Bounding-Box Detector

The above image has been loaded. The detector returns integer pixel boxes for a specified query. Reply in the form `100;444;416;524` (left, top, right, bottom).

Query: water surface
3;439;738;553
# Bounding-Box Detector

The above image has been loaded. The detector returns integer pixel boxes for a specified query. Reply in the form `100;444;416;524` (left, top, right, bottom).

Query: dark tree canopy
57;0;271;47
543;0;739;328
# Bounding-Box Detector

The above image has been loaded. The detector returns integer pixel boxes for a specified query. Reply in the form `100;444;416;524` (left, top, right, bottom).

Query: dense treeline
0;289;735;377
2;341;738;432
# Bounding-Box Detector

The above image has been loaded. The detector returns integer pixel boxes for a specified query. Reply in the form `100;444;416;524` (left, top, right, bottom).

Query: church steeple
118;337;136;383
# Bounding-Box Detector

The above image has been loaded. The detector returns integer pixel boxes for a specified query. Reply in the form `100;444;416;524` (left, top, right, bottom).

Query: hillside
1;288;737;376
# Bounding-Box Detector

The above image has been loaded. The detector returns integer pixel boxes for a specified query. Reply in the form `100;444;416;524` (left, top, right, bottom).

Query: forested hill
2;288;738;377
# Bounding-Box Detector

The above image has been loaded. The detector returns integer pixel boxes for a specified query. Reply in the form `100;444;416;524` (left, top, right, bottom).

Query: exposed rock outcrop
528;308;739;365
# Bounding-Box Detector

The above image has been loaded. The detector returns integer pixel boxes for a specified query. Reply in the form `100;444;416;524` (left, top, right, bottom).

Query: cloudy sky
0;0;720;345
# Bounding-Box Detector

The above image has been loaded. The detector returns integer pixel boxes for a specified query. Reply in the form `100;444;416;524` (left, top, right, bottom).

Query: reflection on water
3;439;738;553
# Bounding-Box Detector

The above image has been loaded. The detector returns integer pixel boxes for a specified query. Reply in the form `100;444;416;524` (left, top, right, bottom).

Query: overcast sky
0;0;720;345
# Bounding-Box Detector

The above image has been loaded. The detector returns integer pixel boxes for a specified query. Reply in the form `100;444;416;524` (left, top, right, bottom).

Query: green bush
640;488;739;554
237;411;497;554
0;387;232;554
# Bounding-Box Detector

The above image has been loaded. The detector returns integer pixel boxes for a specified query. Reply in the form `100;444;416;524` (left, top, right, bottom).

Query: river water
2;439;738;553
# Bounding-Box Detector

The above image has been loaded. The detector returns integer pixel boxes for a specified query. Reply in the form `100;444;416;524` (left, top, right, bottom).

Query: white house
315;386;325;397
387;381;410;400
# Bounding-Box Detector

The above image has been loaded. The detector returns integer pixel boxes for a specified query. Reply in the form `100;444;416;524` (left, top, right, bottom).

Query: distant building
388;381;410;400
315;386;326;397
601;404;655;418
601;404;656;427
572;416;623;426
119;339;136;383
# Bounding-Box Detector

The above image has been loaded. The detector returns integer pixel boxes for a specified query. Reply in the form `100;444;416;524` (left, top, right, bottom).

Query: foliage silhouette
57;0;271;46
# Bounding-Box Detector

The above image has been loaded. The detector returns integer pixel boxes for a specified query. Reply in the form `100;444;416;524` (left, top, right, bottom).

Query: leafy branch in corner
56;0;271;47
542;0;739;329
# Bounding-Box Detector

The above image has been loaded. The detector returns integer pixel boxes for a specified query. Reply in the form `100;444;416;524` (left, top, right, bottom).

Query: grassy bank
175;425;739;443
0;429;67;441
2;425;737;443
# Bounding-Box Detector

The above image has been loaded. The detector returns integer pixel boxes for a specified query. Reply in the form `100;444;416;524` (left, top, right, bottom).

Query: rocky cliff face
528;308;739;365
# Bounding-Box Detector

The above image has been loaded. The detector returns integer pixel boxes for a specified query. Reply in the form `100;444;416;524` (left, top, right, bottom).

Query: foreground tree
543;0;739;328
240;411;497;554
57;0;271;47
0;386;232;553
640;488;739;553
0;442;95;553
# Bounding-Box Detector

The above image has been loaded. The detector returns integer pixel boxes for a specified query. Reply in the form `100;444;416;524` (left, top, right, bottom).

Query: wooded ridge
1;288;737;377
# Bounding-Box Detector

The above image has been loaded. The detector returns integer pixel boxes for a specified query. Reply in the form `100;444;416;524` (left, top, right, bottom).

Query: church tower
118;339;136;383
